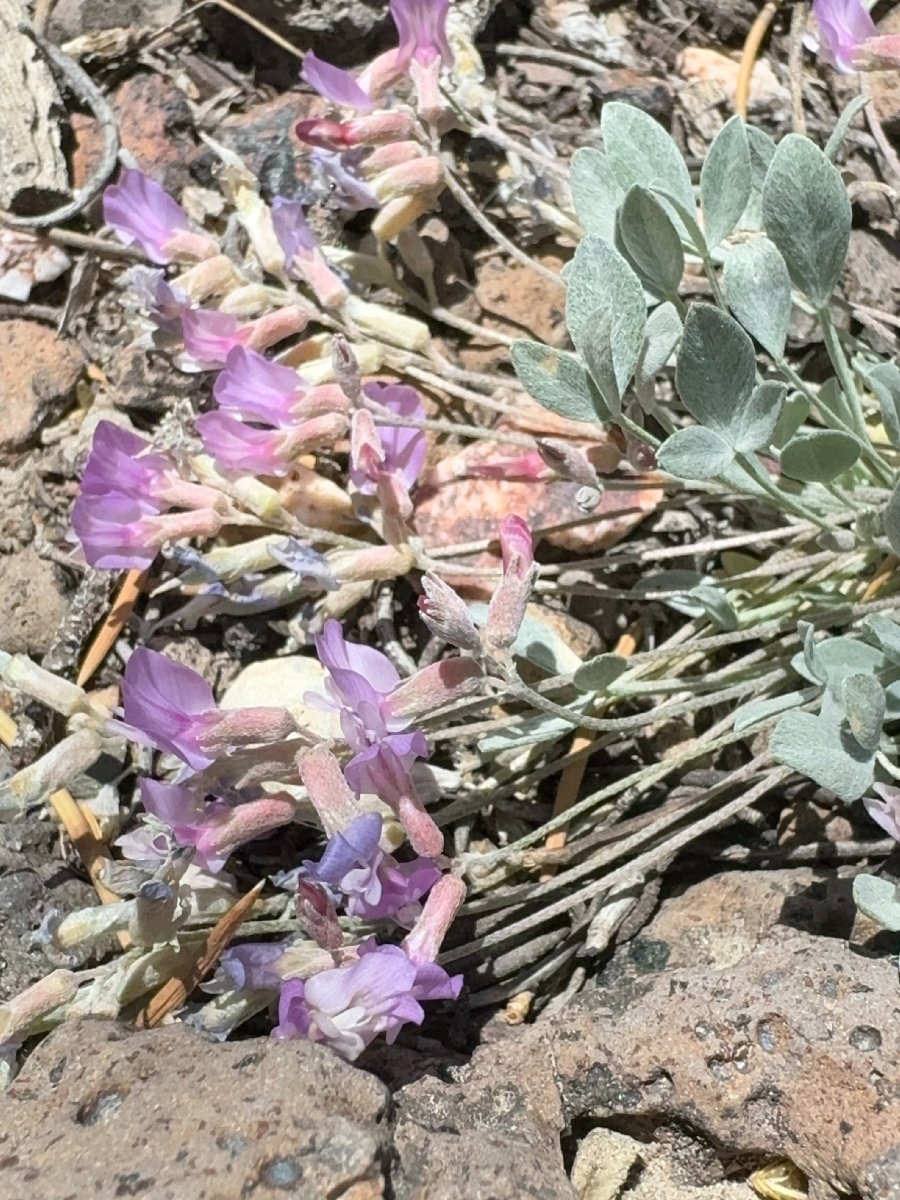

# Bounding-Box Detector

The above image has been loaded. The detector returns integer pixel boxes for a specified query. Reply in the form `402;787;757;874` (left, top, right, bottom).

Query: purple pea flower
177;305;313;373
863;783;900;841
71;420;225;570
204;942;286;994
391;0;453;68
119;647;299;772
352;382;427;495
304;811;441;925
196;408;348;477
272;875;464;1060
103;168;216;264
271;197;350;309
811;0;876;71
124;266;190;338
103;168;191;263
310;149;379;212
178;308;249;372
139;778;296;873
302;51;375;112
213;347;304;425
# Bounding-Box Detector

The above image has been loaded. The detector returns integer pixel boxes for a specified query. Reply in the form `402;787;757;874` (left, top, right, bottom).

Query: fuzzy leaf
733;688;816;732
722;237;792;360
779;430;861;482
867;361;900;449
617;185;684;299
841;672;886;752
573;654;628;693
635;301;682;408
675;303;757;438
567;237;646;415
762;134;851;309
732;381;786;453
770;705;874;801
884;476;900;558
657;426;734;480
824;94;869;162
601;103;695;218
700;116;752;248
570;148;625;243
511;341;605;423
861;614;900;664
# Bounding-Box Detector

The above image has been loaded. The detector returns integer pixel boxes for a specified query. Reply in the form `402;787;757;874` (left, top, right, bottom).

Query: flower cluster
19;0;551;1068
87;620;480;1059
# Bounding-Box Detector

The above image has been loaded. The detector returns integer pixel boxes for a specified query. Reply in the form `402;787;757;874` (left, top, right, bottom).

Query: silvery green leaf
570;147;625;242
884;476;900;557
733;688;816;732
657;426;734;480
568;238;646;415
824;94;869;162
700;115;752;248
689;584;738;630
511;341;606;423
675;303;757;437
616;185;685;300
601;102;695;218
861;614;900;664
841;673;886;751
652;189;709;257
791;635;883;686
573;653;628;693
866;361;900;449
770;706;874;801
722;237;792;359
853;874;900;932
762;134;851;309
772;392;810;448
634;301;682;409
731;380;786;453
814;377;845;424
798;619;824;683
566;236;645;356
740;126;776;230
468;602;583;675
779;430;861;482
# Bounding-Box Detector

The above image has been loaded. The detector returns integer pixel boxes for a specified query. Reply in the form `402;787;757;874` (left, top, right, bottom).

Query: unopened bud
537;438;600;490
418;573;482;653
343;296;430;352
484;516;537;656
331;334;362;404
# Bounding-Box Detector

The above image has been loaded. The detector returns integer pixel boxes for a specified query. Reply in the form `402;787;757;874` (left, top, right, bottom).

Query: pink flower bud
485;515;537;655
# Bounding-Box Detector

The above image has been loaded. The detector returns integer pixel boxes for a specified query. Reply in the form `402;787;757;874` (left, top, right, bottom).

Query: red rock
0;320;85;452
73;73;198;194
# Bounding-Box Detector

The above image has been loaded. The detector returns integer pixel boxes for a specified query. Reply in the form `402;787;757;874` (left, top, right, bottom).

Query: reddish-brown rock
0;320;84;452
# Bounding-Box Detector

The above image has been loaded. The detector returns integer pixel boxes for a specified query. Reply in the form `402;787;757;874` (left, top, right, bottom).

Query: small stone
0;320;84;452
73;73;199;196
220;655;341;740
0;547;69;656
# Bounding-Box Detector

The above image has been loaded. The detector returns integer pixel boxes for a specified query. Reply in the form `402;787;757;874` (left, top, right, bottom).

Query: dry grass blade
49;787;129;947
135;879;265;1029
77;567;147;687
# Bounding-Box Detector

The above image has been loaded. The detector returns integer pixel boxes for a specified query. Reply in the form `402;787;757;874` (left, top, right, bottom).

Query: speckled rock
0;320;84;452
0;546;69;657
398;925;900;1199
3;1019;391;1200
